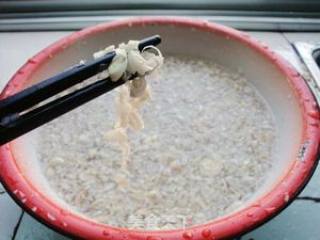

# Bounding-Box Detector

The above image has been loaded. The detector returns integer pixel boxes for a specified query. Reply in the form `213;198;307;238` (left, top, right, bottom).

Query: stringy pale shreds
93;41;163;166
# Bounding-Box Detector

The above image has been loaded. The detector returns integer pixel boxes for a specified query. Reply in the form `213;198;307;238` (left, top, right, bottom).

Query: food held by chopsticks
0;35;163;145
101;39;164;166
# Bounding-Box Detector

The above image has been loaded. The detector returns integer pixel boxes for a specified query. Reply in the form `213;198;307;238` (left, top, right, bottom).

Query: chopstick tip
138;35;162;51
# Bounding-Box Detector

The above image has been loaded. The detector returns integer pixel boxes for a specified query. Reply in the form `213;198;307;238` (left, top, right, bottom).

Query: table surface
0;31;320;240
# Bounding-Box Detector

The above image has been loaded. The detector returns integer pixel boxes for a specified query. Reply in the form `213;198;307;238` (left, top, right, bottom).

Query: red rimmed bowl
0;17;319;240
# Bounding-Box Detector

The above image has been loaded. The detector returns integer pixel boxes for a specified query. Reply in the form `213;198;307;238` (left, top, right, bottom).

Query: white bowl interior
11;23;302;214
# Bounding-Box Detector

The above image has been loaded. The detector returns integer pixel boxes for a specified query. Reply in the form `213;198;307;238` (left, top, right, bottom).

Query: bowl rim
0;17;319;240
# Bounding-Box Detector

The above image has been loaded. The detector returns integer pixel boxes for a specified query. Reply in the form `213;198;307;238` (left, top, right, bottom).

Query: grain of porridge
37;56;276;230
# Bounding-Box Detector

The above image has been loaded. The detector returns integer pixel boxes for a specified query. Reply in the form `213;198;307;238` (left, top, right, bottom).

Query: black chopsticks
0;35;161;145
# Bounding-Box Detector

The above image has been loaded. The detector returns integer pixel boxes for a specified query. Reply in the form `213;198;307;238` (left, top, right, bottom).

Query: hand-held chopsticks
0;35;161;145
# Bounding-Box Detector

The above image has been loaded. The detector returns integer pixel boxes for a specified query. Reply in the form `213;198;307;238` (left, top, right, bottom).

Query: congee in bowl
35;55;276;229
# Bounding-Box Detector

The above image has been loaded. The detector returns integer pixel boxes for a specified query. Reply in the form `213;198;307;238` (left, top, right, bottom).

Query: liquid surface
38;56;276;230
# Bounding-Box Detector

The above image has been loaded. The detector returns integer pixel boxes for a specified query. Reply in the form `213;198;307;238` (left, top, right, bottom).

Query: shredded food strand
93;41;163;166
